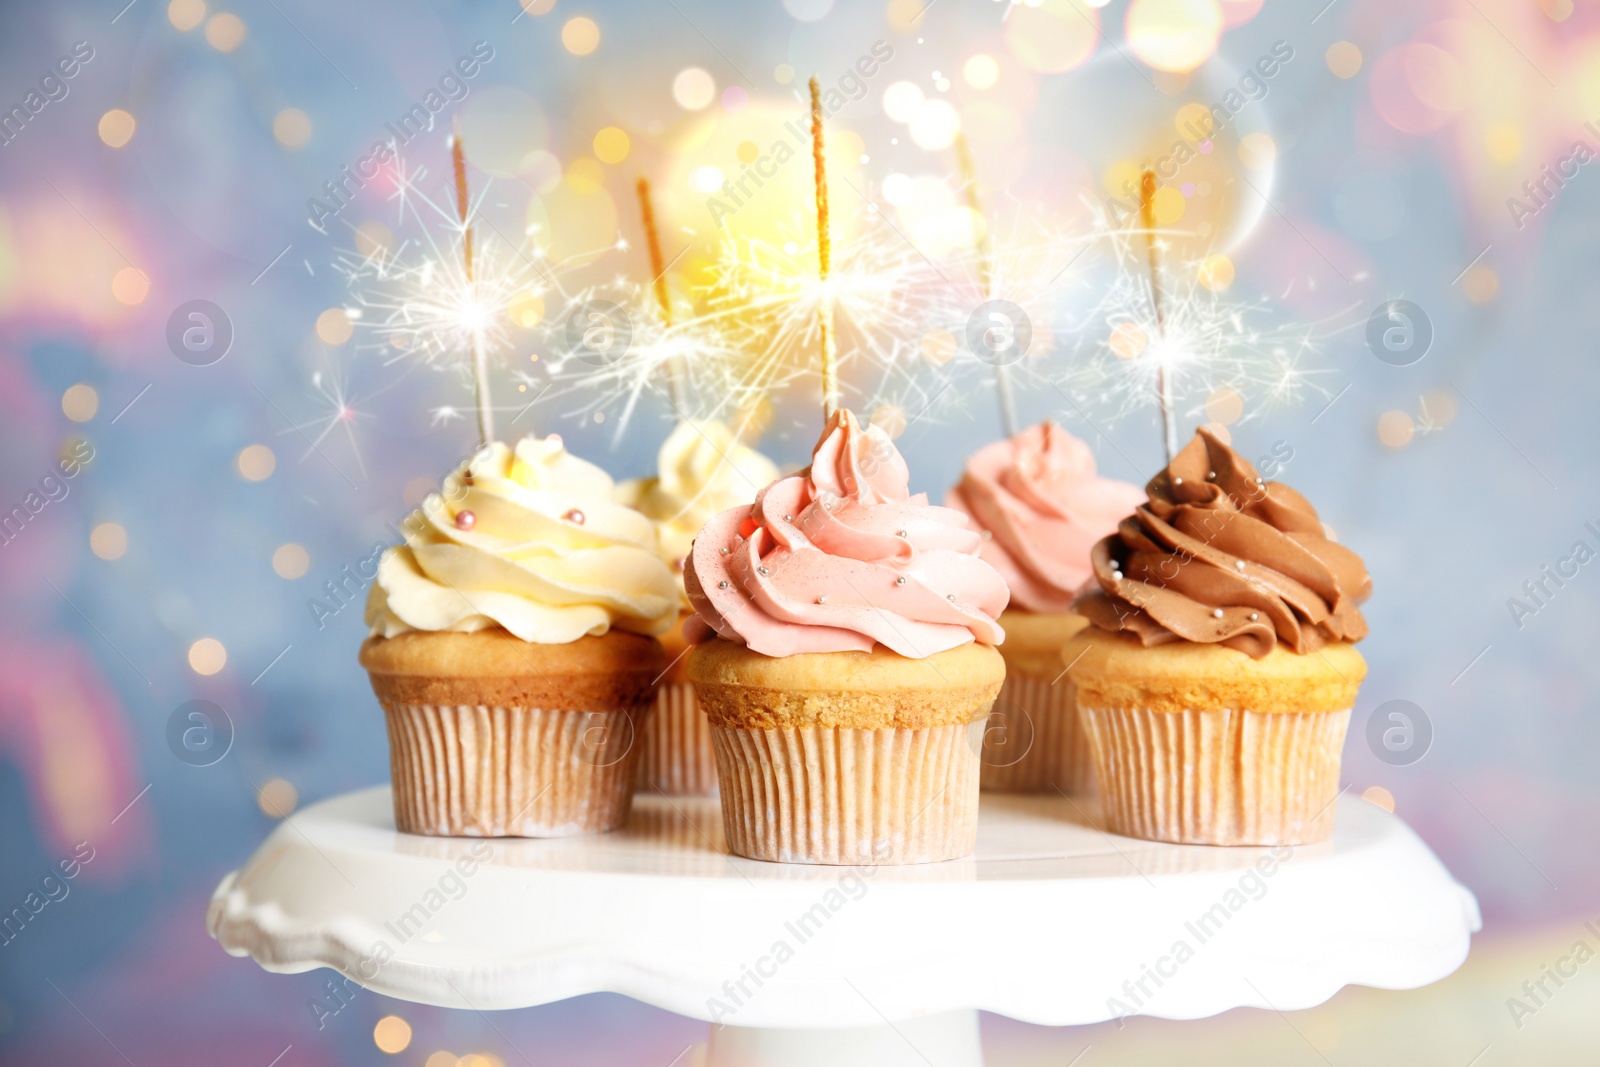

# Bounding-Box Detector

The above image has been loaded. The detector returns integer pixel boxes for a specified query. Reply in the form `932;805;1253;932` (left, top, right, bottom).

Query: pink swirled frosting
684;409;1008;658
946;421;1145;613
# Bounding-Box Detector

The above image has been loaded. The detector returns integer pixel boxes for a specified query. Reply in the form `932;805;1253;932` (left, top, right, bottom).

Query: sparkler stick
954;131;1018;438
635;178;689;412
809;76;839;420
1139;168;1177;464
452;128;496;445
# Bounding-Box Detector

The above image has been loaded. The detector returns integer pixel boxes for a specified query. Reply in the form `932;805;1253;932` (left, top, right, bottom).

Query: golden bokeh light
963;53;1000;90
205;12;247;52
272;543;310;579
561;17;600;56
98;109;136;148
112;266;151;305
63;384;99;422
565;156;604;194
257;778;299;817
869;404;907;439
1463;263;1500;305
236;444;276;481
1197;253;1234;291
1377;410;1414;449
424;1054;458;1067
1238;132;1276;170
1325;41;1362;79
90;522;128;561
188;638;227;676
355;220;395;259
273;108;312;149
1109;322;1148;360
1126;0;1224;74
373;1015;412;1054
909;99;960;150
1485;123;1522;166
1420;388;1458;429
510;291;546;328
592;126;630;164
1005;0;1099;74
316;307;354;344
519;0;556;13
168;0;207;31
920;328;956;366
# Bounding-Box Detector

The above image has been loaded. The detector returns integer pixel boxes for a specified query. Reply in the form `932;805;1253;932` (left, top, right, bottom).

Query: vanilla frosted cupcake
1066;428;1371;845
616;419;778;795
947;421;1142;793
361;435;679;837
685;410;1009;865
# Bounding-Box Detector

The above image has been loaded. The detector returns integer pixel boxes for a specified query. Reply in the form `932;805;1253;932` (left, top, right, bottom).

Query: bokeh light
1326;41;1362;79
909;99;960;150
257;778;298;817
1005;0;1098;74
188;638;227;676
1378;410;1415;449
592;126;629;164
673;67;715;110
272;108;311;148
63;384;99;422
271;543;310;579
112;267;150;305
90;522;127;560
963;54;1000;90
1205;386;1243;423
1126;0;1223;74
1197;253;1234;291
98;109;136;148
316;307;353;344
168;0;206;31
205;12;247;52
561;17;599;56
236;444;276;481
373;1015;412;1054
1362;785;1396;813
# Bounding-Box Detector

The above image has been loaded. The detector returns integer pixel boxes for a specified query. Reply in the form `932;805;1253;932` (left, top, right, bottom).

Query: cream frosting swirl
615;419;780;580
366;435;680;643
684;409;1008;658
1073;427;1371;659
946;421;1144;613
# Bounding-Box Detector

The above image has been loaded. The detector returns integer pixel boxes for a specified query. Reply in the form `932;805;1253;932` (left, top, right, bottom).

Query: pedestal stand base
708;1010;982;1067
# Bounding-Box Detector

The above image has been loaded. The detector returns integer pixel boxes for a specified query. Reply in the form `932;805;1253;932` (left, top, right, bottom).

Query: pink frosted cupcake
684;410;1009;864
947;421;1142;793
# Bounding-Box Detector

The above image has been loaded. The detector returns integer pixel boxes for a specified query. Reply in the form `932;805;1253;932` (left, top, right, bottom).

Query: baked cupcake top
684;408;1008;658
1073;426;1370;659
615;418;779;600
365;435;680;643
946;420;1144;614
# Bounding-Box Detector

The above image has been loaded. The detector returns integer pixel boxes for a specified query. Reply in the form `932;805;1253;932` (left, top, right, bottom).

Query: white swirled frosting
366;435;680;643
615;419;780;576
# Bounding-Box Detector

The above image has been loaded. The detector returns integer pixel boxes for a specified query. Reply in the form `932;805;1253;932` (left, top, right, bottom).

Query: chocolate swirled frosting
1073;427;1371;659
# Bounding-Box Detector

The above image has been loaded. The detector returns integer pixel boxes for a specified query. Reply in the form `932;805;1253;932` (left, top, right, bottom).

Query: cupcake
947;421;1143;793
615;419;779;795
684;409;1009;865
361;434;680;837
1065;427;1371;846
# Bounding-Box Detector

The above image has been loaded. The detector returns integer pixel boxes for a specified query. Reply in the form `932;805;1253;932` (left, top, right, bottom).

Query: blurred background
2;0;1597;1063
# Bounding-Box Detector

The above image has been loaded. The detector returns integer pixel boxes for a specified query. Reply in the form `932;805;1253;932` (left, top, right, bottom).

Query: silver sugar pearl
1173;477;1183;485
1208;470;1216;479
817;595;827;604
784;514;793;522
895;576;906;585
947;594;956;601
896;529;908;538
720;547;730;556
718;580;730;589
1212;608;1224;619
1249;612;1259;621
1235;560;1246;571
758;566;769;576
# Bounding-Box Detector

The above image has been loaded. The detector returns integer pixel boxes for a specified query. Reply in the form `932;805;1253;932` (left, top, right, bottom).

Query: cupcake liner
980;671;1095;795
710;721;984;865
382;702;645;837
634;681;718;797
1078;704;1351;846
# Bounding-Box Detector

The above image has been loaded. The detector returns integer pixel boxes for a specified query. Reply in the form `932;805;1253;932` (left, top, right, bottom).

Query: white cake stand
208;787;1478;1066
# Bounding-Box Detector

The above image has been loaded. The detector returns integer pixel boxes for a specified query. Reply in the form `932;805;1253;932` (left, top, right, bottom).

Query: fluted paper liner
382;703;646;837
980;671;1094;795
635;682;718;796
710;721;983;865
1079;704;1351;846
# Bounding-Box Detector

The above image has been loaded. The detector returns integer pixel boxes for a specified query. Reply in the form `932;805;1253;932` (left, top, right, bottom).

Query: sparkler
1140;168;1178;464
635;177;688;412
810;75;839;420
953;131;1018;438
453;130;495;445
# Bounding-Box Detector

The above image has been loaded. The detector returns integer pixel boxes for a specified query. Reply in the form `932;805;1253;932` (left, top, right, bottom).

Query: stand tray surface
209;787;1478;1029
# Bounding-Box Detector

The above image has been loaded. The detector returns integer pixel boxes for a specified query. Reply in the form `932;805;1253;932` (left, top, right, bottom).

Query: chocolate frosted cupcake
685;410;1009;864
616;419;779;795
1065;427;1371;845
947;421;1142;793
361;435;679;837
